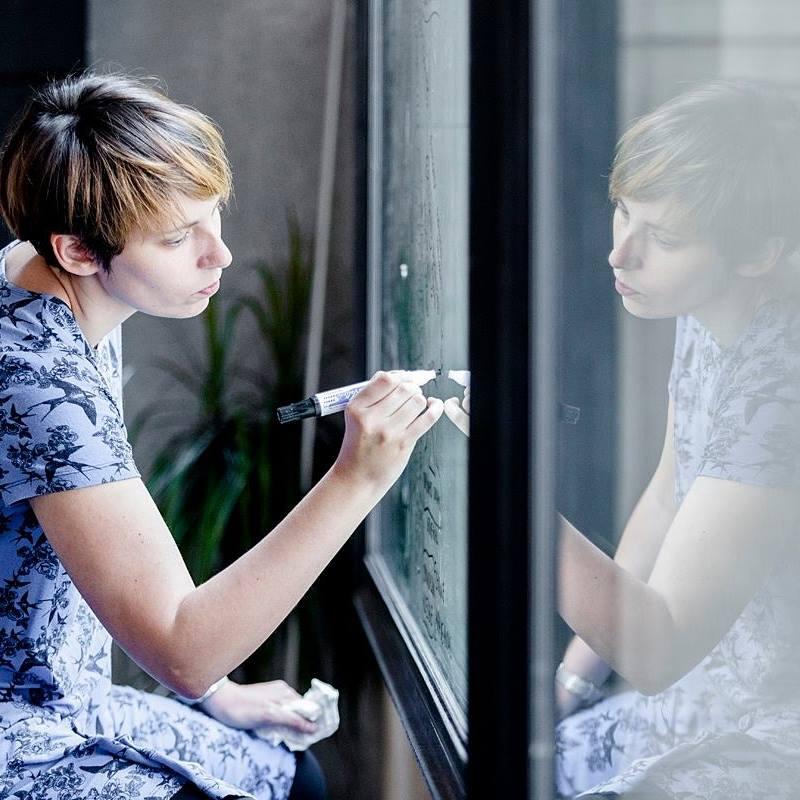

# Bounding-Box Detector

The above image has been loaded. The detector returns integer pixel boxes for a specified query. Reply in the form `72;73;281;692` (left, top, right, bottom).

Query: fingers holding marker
346;378;420;433
383;368;459;434
354;370;438;410
352;371;436;428
384;381;426;419
407;396;445;437
358;380;433;437
349;370;400;409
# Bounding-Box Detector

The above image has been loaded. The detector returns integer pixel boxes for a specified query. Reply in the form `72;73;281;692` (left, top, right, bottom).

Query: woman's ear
49;234;101;277
735;236;786;278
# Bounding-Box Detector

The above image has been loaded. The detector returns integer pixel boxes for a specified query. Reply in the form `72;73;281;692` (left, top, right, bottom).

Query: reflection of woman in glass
448;79;800;798
554;81;800;799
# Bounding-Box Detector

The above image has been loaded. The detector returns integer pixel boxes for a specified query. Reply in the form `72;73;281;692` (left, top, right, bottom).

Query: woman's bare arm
30;373;443;698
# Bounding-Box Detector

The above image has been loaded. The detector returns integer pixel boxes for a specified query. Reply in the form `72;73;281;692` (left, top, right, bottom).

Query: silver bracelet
555;662;604;705
175;676;230;706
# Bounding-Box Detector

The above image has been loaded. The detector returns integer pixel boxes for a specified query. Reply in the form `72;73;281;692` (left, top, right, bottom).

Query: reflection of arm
612;395;677;579
558;398;676;712
558;472;794;695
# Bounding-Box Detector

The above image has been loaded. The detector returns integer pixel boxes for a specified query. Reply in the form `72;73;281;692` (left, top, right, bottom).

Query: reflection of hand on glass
444;369;470;436
444;387;470;436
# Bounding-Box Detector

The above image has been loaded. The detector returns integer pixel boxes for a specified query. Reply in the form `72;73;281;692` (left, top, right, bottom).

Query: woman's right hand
333;371;444;491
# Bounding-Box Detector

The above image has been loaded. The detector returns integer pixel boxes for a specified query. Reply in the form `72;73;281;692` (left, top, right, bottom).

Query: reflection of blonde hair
609;80;800;264
0;72;232;270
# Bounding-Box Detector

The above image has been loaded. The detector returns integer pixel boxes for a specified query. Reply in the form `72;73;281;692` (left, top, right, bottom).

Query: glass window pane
366;0;469;746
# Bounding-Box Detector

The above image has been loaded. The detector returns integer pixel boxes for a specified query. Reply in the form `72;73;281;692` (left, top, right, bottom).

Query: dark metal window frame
467;0;537;797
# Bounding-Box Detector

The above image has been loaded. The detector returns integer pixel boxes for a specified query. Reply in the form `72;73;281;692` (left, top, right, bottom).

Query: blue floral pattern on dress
0;242;295;799
556;303;800;799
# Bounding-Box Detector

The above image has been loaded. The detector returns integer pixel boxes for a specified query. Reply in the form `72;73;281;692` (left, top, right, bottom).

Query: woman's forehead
618;195;698;234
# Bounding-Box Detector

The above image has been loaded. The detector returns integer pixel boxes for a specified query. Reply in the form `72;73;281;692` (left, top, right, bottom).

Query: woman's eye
651;232;679;248
614;201;629;219
165;231;190;247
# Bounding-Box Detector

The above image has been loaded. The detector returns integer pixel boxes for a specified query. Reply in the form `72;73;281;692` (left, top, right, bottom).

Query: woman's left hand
200;679;318;733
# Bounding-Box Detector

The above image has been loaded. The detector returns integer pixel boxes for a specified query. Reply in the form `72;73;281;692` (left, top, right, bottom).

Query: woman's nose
202;236;233;270
608;231;637;270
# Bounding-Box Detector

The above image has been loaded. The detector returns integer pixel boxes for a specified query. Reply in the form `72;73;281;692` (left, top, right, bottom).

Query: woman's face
609;195;732;321
96;193;233;319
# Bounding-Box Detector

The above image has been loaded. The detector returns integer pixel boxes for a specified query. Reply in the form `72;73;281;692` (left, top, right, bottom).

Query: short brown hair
0;71;232;270
609;79;800;264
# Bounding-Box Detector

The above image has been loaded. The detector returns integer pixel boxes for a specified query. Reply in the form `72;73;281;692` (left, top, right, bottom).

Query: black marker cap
276;398;317;424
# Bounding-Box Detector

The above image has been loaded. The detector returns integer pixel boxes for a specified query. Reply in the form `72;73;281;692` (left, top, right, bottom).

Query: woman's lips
614;278;639;297
197;280;220;297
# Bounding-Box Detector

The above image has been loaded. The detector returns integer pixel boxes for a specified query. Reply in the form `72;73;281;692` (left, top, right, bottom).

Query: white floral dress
556;301;800;799
0;242;296;799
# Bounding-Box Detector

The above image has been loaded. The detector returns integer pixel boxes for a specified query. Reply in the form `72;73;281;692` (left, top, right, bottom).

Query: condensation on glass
365;0;469;750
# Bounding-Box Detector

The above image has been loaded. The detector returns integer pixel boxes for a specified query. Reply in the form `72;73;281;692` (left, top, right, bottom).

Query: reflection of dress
556;301;800;799
0;242;296;799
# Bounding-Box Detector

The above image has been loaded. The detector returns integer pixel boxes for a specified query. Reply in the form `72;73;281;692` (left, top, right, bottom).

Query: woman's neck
691;258;800;348
5;242;65;297
5;242;133;347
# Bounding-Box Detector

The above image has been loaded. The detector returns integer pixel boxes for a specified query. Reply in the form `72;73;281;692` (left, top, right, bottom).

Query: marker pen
277;370;439;424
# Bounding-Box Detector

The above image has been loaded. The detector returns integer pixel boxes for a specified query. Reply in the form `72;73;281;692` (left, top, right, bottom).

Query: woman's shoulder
1;292;94;368
0;342;135;508
738;296;800;373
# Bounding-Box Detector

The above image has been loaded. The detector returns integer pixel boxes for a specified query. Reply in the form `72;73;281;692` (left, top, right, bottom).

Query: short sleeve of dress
0;350;140;507
698;310;800;488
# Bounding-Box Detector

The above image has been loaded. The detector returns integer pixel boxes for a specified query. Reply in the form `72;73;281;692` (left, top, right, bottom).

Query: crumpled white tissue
254;678;340;752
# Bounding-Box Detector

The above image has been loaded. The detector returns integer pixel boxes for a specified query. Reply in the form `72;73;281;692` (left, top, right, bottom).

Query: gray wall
88;0;357;474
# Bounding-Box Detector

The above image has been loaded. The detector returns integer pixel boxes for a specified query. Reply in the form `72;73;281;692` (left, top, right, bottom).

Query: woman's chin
620;296;673;320
142;298;210;320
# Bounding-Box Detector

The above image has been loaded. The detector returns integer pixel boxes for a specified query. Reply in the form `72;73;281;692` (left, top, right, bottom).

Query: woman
0;72;443;800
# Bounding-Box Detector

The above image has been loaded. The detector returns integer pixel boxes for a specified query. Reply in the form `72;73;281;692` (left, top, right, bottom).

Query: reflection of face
609;196;731;321
97;194;233;319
